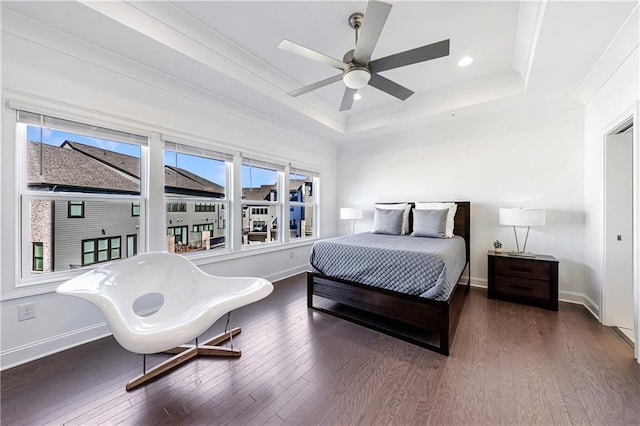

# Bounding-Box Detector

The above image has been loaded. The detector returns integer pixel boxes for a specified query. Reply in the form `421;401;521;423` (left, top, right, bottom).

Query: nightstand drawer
493;276;550;300
494;257;549;280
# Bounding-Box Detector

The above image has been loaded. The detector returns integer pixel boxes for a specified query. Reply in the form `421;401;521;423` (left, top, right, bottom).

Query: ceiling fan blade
368;73;414;100
339;88;358;111
288;74;343;97
278;39;347;70
369;39;450;73
353;1;393;64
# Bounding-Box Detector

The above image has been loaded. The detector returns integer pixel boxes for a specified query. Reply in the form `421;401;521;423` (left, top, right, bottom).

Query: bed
307;201;470;355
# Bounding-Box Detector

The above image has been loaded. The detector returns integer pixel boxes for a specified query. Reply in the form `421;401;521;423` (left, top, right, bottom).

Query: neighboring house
163;165;226;252
241;179;312;243
27;141;141;272
27;140;227;272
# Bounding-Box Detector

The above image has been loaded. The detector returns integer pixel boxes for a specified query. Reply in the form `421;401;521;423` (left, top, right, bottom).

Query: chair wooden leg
203;326;241;346
126;347;198;391
126;327;244;391
162;328;241;354
197;346;241;356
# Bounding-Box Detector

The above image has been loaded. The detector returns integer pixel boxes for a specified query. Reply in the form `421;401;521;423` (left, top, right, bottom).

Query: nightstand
487;251;559;310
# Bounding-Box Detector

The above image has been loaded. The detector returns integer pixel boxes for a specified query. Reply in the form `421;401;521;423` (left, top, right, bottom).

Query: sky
27;126;294;188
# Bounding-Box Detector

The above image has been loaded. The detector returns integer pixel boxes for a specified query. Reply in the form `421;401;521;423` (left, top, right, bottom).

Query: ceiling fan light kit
343;67;371;89
278;0;450;111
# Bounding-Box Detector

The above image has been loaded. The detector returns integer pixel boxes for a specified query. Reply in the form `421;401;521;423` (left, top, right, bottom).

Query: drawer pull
509;266;533;273
509;284;533;291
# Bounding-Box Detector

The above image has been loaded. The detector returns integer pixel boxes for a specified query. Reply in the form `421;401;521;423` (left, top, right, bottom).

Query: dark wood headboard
378;201;471;263
451;201;471;263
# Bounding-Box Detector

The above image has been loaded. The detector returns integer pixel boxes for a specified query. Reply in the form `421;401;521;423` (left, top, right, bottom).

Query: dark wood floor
2;274;639;425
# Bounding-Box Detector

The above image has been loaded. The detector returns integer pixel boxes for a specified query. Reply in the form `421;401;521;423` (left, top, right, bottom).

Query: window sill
3;238;319;301
188;237;318;267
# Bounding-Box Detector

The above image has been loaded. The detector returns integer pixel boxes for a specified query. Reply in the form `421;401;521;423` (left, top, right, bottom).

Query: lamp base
507;251;536;258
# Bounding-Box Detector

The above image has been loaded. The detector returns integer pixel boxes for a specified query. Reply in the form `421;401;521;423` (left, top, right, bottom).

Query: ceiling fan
278;0;450;111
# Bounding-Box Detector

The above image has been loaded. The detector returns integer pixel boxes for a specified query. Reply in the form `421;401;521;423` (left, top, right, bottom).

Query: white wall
582;8;639;352
338;94;586;298
0;21;337;369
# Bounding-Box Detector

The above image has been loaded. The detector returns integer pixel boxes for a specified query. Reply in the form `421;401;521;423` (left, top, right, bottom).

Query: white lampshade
343;68;371;89
340;208;363;220
499;208;546;226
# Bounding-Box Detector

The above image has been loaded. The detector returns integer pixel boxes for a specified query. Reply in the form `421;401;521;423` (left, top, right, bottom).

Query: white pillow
415;202;457;238
375;203;411;235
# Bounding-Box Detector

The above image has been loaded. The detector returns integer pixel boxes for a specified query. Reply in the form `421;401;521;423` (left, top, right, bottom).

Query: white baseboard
470;276;487;288
470;276;601;320
558;290;600;319
265;264;309;284
582;294;601;320
0;323;111;371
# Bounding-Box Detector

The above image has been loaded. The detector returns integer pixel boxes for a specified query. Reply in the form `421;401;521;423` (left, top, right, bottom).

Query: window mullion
283;166;290;244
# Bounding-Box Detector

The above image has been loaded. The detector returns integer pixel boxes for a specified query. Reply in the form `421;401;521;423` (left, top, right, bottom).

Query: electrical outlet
18;303;36;321
289;251;294;259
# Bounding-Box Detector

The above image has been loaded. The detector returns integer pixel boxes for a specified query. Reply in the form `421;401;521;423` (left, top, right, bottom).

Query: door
604;124;634;341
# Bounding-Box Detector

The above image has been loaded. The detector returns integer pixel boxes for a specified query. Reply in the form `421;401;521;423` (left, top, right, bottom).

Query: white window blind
16;110;148;146
290;166;319;178
242;157;285;172
164;141;233;162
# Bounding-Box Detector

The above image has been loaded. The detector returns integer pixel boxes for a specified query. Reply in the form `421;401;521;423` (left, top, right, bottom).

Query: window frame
163;139;232;256
32;242;44;272
289;167;319;240
81;235;122;266
7;100;321;294
126;234;137;257
67;201;85;218
241;158;284;248
15;108;148;286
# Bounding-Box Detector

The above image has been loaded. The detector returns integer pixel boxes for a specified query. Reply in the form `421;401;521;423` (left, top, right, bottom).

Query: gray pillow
411;208;448;238
372;208;404;235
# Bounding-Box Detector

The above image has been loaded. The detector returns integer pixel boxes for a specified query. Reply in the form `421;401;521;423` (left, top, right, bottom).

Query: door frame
601;102;639;360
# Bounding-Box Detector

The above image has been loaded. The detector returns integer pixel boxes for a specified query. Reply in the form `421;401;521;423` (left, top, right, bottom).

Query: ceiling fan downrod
349;12;364;46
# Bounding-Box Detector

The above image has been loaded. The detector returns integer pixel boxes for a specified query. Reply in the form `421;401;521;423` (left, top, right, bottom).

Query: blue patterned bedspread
309;232;467;301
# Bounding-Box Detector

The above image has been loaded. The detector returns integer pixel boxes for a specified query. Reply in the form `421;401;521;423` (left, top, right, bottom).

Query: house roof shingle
63;141;141;178
27;142;140;193
28;140;225;196
241;179;309;201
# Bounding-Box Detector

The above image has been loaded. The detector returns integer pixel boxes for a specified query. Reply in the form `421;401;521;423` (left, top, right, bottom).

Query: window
289;168;318;239
11;104;321;288
126;234;137;257
81;236;121;266
68;201;84;218
242;159;282;246
164;141;231;254
32;242;44;272
17;109;146;277
193;224;214;232
251;207;268;215
166;202;186;212
195;203;215;212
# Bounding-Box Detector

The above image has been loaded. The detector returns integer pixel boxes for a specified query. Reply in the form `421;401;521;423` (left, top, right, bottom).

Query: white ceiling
2;1;637;143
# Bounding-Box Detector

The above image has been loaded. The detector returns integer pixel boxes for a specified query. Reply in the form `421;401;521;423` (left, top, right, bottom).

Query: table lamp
498;208;545;256
340;208;363;235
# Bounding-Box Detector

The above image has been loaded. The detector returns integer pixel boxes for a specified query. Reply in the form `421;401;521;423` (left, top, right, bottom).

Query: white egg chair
57;252;273;391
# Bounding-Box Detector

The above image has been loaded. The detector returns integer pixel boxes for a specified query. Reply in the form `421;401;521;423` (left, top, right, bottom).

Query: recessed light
354;93;362;101
457;56;473;67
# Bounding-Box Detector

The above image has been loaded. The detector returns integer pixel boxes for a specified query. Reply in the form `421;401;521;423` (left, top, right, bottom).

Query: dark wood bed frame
307;201;471;355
